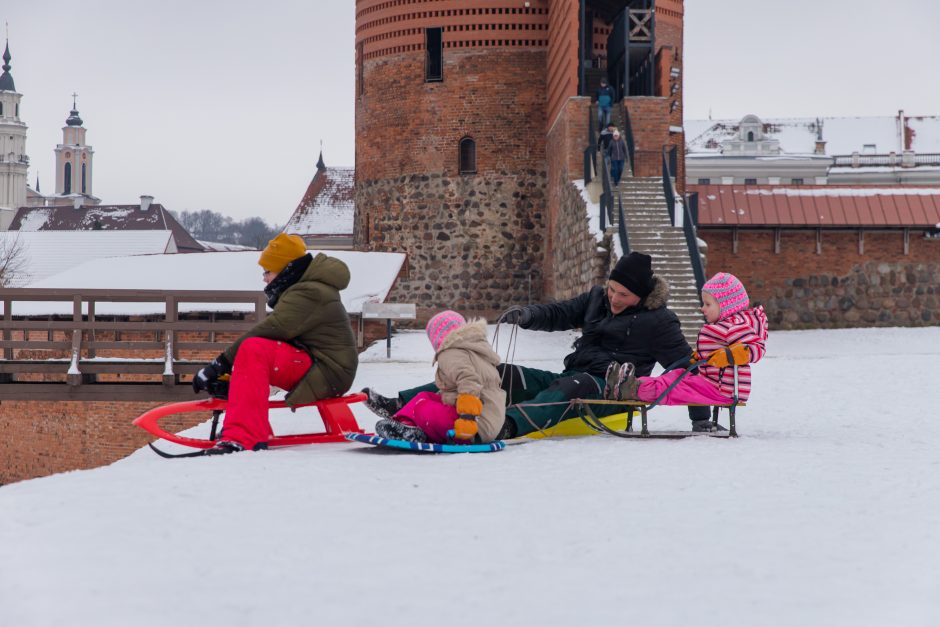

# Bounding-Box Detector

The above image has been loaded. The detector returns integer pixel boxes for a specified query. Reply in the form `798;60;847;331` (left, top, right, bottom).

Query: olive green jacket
224;253;358;405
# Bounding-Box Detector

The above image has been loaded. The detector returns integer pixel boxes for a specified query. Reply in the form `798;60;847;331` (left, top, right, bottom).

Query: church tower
54;94;95;200
0;40;28;229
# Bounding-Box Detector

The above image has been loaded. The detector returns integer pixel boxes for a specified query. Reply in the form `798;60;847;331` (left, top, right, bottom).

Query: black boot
691;420;727;433
204;440;245;456
362;388;404;419
375;419;427;442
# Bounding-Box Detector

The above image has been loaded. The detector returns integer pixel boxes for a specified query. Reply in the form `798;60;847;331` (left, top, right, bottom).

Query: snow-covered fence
0;288;269;401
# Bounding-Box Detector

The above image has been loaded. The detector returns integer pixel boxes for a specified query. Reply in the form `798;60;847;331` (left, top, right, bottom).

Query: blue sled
345;432;505;453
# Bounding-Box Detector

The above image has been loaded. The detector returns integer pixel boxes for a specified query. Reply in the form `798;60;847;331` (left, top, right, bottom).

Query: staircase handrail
616;191;631;255
583;104;598;184
683;192;706;290
621;101;636;176
661;146;706;291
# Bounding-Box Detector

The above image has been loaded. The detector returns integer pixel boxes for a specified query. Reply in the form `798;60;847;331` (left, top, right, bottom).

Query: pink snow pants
636;369;732;405
394;391;459;444
221;337;312;449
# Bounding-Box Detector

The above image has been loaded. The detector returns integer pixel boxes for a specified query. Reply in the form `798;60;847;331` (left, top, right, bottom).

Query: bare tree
0;234;29;287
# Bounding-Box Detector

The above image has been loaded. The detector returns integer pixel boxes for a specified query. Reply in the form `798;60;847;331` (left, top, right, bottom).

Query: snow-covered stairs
610;176;702;346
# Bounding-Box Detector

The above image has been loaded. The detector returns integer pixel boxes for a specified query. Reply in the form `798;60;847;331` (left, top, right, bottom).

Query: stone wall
702;228;940;328
553;180;612;299
356;171;547;320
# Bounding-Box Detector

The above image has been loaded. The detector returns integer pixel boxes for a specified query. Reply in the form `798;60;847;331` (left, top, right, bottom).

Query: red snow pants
221;337;312;449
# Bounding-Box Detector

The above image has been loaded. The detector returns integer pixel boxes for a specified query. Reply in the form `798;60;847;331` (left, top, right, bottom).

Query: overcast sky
3;1;938;222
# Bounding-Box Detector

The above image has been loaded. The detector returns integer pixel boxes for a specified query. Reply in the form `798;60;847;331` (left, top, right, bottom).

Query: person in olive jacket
364;252;709;437
192;233;358;455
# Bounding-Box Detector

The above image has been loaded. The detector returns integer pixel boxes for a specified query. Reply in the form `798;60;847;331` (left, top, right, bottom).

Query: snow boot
615;362;639;401
691;419;728;433
362;388;404;420
375;419;428;443
204;440;245;456
603;361;622;400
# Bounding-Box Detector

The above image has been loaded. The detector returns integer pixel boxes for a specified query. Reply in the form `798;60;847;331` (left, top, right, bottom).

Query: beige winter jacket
432;319;506;442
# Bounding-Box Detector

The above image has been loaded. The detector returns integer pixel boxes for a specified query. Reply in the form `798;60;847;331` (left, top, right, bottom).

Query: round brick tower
354;0;551;318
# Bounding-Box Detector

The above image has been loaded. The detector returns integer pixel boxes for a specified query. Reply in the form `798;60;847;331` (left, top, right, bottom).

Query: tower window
746;131;755;142
64;162;72;194
459;137;476;174
426;27;443;82
0;102;3;115
82;164;87;194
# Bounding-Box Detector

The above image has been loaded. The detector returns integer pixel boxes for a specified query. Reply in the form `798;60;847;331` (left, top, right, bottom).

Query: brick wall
0;399;203;485
702;228;940;328
355;47;550;319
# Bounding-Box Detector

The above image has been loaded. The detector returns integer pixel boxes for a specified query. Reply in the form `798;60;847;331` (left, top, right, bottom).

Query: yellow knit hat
258;233;307;274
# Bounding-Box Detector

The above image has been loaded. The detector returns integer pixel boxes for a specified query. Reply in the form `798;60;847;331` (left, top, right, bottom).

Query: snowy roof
8;249;406;317
0;230;175;287
8;203;204;252
197;240;256;252
691;184;940;227
686;114;940;156
283;166;355;236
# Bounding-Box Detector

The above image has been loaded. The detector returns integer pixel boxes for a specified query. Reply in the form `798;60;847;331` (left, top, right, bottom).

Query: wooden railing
0;288;269;401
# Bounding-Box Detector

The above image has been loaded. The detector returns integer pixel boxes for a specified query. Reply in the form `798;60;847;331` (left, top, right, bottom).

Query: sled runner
345;432;505;453
134;392;368;457
574;399;740;439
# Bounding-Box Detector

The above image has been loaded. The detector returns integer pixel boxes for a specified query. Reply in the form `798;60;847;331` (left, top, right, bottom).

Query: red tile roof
690;185;940;227
284;167;355;236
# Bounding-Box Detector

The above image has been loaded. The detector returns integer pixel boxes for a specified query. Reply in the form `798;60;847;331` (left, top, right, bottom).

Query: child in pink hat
606;273;768;425
374;310;506;443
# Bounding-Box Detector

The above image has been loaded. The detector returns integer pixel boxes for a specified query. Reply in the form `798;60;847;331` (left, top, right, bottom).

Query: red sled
133;392;368;457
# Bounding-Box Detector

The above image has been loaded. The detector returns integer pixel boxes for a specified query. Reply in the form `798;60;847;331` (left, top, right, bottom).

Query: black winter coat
520;276;692;378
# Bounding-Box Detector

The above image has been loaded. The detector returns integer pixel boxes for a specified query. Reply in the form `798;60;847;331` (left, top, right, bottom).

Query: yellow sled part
525;412;630;439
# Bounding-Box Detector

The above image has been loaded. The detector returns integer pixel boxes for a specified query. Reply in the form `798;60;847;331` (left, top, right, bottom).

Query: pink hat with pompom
426;310;466;351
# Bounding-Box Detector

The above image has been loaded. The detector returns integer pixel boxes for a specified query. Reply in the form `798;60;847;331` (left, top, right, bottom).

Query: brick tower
354;1;684;317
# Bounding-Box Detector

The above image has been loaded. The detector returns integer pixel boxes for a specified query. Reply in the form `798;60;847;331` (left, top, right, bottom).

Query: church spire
66;92;83;126
0;39;15;92
316;150;326;172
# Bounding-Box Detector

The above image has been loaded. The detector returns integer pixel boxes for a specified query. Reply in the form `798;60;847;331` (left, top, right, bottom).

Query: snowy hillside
1;326;938;627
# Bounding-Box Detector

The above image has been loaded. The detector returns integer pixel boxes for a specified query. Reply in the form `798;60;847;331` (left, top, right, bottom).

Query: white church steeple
55;93;95;199
0;38;28;229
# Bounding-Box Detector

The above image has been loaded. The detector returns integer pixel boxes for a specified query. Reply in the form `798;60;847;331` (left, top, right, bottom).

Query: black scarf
264;253;313;308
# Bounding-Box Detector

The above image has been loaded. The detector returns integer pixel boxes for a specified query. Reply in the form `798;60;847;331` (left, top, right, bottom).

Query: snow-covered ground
1;325;939;627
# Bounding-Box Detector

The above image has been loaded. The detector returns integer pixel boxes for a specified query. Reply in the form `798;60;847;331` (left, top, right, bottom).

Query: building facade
0;41;28;229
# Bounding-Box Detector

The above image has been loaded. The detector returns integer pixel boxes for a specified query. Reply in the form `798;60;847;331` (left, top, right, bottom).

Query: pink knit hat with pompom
426;310;466;351
702;273;749;319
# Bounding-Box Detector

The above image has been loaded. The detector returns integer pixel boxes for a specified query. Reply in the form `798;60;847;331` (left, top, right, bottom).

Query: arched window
459;137;476;174
82;163;87;193
64;162;72;194
0;102;3;116
746;131;754;142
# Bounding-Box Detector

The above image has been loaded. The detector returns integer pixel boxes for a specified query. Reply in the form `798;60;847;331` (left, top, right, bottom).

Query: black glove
498;306;531;326
192;354;232;394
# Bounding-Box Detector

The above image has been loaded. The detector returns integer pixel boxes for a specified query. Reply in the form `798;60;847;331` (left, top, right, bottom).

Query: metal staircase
610;176;703;346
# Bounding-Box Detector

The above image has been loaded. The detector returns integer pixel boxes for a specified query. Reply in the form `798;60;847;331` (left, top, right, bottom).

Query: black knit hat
609;252;654;298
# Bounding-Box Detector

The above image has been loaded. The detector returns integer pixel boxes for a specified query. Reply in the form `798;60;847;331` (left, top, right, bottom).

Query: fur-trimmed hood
432;318;498;366
641;275;670;311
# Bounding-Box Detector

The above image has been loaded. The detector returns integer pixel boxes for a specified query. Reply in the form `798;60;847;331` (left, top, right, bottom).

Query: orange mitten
455;393;482;417
706;343;750;368
453;416;479;441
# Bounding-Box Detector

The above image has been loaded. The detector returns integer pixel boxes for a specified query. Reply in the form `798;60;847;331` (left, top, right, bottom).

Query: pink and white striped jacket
695;305;768;401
